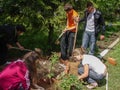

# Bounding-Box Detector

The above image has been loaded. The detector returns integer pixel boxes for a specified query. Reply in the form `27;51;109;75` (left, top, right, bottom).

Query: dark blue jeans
82;31;96;55
78;67;105;84
60;31;75;60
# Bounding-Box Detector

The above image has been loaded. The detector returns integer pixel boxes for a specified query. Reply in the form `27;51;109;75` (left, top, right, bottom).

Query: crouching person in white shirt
72;48;107;89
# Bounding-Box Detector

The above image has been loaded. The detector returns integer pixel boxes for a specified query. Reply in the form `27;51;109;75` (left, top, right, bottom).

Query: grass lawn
93;42;120;90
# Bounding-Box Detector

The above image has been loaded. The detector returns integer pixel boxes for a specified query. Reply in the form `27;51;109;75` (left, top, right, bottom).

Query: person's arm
6;38;24;50
78;64;89;80
6;44;13;49
4;26;14;48
6;35;14;49
16;42;24;50
64;26;76;32
79;11;86;23
63;17;77;32
79;17;85;22
99;13;106;40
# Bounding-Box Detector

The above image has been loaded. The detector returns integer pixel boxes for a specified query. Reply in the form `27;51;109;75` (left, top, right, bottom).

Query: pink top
0;59;30;90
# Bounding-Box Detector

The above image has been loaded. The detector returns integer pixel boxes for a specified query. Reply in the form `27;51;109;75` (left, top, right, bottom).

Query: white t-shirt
85;9;96;32
82;54;106;74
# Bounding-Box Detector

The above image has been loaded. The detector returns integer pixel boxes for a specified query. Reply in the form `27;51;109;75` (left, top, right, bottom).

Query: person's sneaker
86;82;98;89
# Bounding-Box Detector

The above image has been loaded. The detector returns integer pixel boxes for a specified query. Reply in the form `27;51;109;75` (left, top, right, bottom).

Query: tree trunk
48;23;54;53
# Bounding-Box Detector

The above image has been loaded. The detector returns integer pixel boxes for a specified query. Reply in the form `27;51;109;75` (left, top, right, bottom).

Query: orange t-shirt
66;9;78;32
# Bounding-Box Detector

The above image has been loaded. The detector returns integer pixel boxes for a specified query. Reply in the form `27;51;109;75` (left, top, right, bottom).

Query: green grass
105;42;120;90
80;42;120;90
94;42;120;90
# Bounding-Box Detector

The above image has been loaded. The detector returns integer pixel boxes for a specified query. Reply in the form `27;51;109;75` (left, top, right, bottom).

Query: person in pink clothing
0;51;44;90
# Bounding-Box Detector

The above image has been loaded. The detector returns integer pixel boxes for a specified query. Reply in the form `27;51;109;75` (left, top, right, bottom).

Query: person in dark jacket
0;24;26;65
80;1;105;55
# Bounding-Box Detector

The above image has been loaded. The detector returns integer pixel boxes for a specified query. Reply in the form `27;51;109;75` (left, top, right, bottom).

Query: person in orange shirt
60;3;79;74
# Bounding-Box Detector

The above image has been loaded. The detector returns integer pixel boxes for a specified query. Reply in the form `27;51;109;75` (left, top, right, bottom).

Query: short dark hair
86;1;93;8
64;3;73;11
16;24;26;32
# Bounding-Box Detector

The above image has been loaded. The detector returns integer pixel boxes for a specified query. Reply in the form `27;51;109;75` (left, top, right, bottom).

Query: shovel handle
55;32;65;45
56;32;65;41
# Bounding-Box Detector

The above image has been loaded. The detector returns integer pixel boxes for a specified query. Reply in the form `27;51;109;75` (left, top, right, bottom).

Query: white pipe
106;72;108;90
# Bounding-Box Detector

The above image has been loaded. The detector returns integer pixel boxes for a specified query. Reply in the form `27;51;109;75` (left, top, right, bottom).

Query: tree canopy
0;0;120;54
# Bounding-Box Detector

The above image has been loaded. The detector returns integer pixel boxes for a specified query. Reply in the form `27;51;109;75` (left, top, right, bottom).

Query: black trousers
0;40;8;65
60;31;75;60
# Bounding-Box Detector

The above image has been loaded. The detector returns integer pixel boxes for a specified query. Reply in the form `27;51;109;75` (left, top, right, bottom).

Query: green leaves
49;52;59;66
0;0;120;54
47;52;59;79
59;74;82;90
